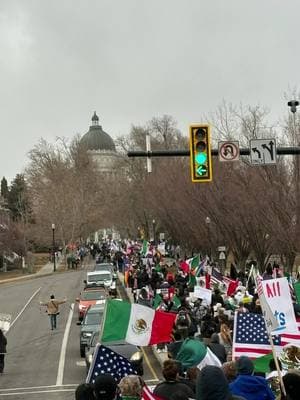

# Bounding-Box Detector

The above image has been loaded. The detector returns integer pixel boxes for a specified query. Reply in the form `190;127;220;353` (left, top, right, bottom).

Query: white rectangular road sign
250;138;277;165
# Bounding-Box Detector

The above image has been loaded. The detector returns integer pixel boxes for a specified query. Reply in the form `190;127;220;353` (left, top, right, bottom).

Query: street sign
218;141;239;162
217;246;226;252
219;251;226;260
250;139;277;165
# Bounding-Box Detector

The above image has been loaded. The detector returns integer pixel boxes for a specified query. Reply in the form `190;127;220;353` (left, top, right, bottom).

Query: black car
77;304;105;357
85;331;144;376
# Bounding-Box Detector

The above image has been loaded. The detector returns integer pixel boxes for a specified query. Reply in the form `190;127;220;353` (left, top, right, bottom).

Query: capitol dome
80;112;116;152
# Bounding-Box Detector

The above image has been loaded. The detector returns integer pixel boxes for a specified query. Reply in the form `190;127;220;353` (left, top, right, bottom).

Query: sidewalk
117;271;168;367
0;257;64;285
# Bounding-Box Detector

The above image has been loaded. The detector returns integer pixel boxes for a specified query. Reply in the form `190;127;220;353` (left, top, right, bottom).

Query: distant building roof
81;112;116;152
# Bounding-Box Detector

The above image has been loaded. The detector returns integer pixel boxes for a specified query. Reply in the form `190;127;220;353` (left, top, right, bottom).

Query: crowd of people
73;239;300;399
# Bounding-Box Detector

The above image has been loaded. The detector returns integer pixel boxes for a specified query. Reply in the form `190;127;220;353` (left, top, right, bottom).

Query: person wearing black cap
282;370;300;400
229;356;275;400
75;383;95;400
93;374;117;400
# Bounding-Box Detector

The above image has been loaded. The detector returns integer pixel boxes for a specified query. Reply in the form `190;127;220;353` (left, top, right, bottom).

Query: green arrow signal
196;165;207;176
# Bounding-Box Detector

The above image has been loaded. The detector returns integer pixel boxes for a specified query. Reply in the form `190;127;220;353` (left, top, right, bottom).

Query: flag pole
268;333;286;397
232;311;238;361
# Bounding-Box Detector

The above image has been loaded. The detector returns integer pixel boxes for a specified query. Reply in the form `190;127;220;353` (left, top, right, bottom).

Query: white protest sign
261;277;298;334
258;291;279;334
0;313;11;333
193;286;212;305
157;243;166;256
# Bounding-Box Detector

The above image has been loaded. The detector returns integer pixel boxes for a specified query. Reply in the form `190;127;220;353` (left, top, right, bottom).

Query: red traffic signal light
189;124;212;182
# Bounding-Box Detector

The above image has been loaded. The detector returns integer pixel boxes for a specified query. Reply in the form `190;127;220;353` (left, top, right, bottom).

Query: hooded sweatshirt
208;333;227;364
196;365;245;400
229;375;275;400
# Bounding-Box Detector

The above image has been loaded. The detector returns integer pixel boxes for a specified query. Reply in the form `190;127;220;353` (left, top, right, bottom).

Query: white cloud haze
0;0;299;181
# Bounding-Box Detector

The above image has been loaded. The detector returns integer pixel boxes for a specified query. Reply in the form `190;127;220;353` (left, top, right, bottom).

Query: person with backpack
40;294;67;330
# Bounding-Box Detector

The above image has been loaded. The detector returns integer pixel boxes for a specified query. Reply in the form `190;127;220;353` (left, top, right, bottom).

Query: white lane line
56;303;74;386
9;287;41;331
0;384;77;392
0;389;74;396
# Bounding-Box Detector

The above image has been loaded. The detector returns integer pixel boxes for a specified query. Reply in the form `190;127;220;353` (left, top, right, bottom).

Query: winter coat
229;374;275;400
154;380;195;400
0;332;7;354
40;298;66;315
196;365;245;400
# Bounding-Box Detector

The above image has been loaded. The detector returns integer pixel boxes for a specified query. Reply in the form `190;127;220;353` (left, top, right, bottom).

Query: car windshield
94;266;112;272
81;291;106;300
89;274;111;282
84;312;103;325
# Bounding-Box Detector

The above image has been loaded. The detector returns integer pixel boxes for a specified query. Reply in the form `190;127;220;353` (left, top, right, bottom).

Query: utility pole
288;100;300;251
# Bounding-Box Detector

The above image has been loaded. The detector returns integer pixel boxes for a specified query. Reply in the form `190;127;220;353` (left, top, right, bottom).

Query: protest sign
261;277;298;334
157;243;166;256
0;313;11;333
193;286;212;305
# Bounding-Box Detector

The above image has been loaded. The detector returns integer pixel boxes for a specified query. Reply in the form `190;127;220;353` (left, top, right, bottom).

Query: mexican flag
141;240;149;256
101;299;176;346
253;352;273;373
187;255;200;272
176;338;221;370
187;255;200;287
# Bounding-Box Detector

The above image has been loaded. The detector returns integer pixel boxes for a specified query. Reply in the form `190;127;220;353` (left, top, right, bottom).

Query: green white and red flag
101;299;176;346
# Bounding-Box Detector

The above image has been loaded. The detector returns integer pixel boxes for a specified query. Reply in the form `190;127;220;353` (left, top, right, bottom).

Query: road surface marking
0;384;77;392
141;347;159;382
56;303;74;386
9;287;41;331
76;360;86;367
0;389;75;396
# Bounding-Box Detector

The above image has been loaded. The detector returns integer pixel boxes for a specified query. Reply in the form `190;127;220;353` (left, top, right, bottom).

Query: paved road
0;263;162;399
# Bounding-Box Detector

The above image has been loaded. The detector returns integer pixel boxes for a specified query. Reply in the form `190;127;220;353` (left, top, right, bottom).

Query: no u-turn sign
218;141;240;162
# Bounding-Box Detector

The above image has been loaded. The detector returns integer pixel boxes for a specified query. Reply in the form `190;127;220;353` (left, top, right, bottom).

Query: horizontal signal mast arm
127;146;300;157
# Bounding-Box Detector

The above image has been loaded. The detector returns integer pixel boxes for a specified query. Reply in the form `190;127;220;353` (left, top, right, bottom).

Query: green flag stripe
294;282;300;304
253;352;273;373
101;300;131;342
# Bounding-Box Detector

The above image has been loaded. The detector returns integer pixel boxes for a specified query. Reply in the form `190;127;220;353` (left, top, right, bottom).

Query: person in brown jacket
40;294;67;330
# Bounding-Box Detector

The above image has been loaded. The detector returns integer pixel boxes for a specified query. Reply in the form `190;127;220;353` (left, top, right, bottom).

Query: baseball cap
93;374;117;400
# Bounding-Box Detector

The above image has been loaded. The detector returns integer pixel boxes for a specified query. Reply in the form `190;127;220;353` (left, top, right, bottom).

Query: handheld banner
261;277;298;334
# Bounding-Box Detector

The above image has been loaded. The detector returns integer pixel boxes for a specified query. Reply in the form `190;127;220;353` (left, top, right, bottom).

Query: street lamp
205;217;211;260
288;100;300;250
152;219;156;244
52;223;56;272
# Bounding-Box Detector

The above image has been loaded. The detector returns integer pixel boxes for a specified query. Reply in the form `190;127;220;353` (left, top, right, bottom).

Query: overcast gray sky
1;0;299;182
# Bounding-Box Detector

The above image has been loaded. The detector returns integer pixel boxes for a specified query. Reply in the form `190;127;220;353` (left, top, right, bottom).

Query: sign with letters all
260;277;297;334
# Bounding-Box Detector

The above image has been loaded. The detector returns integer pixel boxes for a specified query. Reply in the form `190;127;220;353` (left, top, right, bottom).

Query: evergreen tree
7;174;31;221
0;177;8;199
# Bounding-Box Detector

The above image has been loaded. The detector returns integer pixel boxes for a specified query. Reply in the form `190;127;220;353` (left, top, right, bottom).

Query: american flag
86;344;137;384
233;312;300;359
210;267;224;286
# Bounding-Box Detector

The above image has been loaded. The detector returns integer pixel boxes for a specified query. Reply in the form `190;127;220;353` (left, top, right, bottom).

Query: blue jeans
50;314;57;330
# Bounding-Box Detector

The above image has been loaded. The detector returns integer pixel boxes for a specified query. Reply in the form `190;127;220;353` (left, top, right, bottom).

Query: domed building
80;112;120;173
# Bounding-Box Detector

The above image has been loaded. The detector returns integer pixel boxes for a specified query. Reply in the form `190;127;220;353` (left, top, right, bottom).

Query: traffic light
189;124;212;182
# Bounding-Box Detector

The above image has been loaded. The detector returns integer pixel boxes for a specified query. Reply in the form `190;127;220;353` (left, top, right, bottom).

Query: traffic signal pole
128;146;300;158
